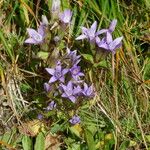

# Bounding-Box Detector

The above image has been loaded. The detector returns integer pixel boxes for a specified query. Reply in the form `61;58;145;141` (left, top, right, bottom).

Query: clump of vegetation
0;0;149;149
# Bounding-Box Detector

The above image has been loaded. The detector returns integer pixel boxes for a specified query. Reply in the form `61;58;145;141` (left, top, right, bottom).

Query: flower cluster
45;48;95;102
25;9;72;45
24;6;123;126
43;48;94;124
76;19;123;53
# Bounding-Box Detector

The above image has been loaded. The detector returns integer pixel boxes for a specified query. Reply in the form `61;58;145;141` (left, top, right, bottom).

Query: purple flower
70;65;84;80
82;83;94;97
97;32;123;53
45;64;68;83
24;27;44;44
59;9;72;24
44;83;51;92
66;48;81;65
69;115;80;125
25;15;48;44
61;81;81;103
37;114;43;120
76;21;101;43
46;101;56;111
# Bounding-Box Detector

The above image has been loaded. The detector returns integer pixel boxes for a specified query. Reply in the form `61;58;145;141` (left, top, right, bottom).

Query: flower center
72;68;79;75
33;34;42;42
66;89;73;96
54;71;62;79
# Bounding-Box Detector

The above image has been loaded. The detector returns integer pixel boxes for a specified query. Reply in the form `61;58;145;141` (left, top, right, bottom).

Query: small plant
2;0;149;149
22;2;123;148
24;3;123;125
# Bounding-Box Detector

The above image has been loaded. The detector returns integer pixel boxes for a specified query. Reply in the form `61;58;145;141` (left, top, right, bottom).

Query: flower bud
42;15;49;26
51;0;60;19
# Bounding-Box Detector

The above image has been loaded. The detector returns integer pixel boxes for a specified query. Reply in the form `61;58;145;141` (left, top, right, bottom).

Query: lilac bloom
97;32;123;53
44;83;51;92
66;48;81;65
59;9;72;24
69;115;80;125
25;16;48;44
61;81;81;103
45;64;68;83
76;21;101;43
82;83;94;97
24;27;44;44
70;65;84;80
46;101;56;111
37;114;43;120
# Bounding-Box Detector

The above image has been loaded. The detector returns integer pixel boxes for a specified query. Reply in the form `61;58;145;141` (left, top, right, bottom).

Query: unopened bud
54;36;60;43
51;0;60;14
42;15;49;26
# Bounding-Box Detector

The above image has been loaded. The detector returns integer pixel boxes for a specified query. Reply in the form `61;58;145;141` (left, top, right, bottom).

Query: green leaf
69;124;82;138
145;135;150;142
82;54;94;64
119;140;130;150
37;51;49;60
144;58;150;80
129;140;137;147
93;60;107;68
34;132;45;150
61;0;70;9
22;135;32;150
50;124;62;134
85;129;95;150
20;83;32;92
68;143;81;150
0;29;14;61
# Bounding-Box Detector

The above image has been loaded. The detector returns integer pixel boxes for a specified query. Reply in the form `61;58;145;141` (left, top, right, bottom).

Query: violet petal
109;19;117;33
45;68;55;75
49;76;57;83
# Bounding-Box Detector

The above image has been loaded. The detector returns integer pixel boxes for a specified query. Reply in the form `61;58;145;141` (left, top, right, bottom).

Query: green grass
0;0;150;149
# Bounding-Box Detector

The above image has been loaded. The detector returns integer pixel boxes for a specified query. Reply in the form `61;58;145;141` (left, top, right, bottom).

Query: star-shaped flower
46;64;68;83
24;15;48;45
24;27;44;44
96;32;123;53
61;81;82;103
59;9;72;24
37;114;43;120
69;115;80;125
46;101;56;111
66;48;81;65
76;21;101;43
82;83;94;97
70;65;84;80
